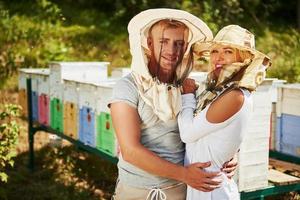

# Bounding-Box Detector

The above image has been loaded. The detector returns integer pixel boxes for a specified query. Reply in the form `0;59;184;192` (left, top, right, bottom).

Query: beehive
63;80;79;139
237;79;273;192
276;84;300;158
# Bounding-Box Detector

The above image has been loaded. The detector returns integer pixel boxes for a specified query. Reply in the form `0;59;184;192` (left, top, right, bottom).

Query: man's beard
148;56;178;84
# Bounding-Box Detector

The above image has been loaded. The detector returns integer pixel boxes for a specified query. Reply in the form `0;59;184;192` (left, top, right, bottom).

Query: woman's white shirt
178;88;253;200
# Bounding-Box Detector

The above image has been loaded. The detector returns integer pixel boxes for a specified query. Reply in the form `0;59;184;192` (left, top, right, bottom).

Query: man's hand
221;156;238;179
182;78;198;94
183;162;222;192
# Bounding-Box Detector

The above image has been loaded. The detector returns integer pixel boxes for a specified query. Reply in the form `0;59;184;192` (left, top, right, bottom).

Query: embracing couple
109;8;271;200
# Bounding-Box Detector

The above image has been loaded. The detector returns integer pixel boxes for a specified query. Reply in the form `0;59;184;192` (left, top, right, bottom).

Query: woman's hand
182;78;198;94
221;155;238;179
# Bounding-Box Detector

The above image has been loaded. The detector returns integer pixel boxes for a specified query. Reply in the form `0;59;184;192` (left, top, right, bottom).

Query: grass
0;144;117;200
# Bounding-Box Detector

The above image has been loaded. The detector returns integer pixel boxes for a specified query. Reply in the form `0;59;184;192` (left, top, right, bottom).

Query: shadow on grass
0;143;117;200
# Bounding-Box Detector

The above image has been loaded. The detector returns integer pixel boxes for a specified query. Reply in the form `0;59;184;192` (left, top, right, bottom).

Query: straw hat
211;25;271;90
212;25;269;63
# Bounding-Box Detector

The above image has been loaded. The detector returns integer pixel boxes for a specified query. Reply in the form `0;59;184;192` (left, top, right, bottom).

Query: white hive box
237;79;273;192
276;83;300;117
276;84;300;158
78;83;97;110
49;63;64;100
268;79;286;150
36;69;50;96
18;69;30;90
60;62;109;84
63;80;79;104
19;68;49;93
269;79;286;103
111;67;130;78
95;79;117;114
49;61;109;99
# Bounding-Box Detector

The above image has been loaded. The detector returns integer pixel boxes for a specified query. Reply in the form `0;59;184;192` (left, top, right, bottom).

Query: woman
178;25;271;200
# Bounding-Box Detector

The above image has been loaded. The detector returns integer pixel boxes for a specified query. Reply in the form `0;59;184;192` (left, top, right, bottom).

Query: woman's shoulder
217;88;245;107
206;88;246;123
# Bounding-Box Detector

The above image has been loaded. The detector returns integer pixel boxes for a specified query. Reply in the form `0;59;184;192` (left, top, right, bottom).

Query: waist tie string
146;187;167;200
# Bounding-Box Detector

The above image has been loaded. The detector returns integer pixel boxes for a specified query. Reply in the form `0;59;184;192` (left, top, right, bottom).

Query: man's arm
111;102;221;191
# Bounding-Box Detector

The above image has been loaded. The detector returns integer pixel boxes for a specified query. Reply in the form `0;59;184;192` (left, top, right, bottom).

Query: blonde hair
237;49;254;62
148;19;189;38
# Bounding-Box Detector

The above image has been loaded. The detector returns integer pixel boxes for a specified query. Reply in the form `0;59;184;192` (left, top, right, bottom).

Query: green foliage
0;7;65;86
0;104;20;183
257;28;300;83
0;0;299;86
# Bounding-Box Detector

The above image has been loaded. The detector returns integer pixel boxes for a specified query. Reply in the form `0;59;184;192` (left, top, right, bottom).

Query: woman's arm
179;89;244;143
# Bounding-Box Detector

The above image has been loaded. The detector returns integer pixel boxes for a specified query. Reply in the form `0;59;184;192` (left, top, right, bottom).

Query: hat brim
194;40;271;65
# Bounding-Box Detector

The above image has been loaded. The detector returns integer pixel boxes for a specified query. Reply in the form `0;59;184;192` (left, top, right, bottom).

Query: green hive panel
96;112;116;156
50;98;64;132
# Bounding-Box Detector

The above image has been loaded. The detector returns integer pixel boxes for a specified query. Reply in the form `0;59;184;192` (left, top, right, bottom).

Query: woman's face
210;44;241;75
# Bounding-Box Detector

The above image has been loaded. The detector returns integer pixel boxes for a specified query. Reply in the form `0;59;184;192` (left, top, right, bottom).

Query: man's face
148;24;188;76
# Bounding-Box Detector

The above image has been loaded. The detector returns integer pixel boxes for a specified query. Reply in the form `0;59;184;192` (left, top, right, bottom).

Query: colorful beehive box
79;106;96;147
276;84;300;158
63;80;79;139
49;62;65;131
36;70;50;126
237;79;273;192
96;112;118;157
50;98;63;132
31;91;39;122
94;80;119;157
38;94;49;125
278;114;300;157
78;83;97;147
18;69;49;122
49;61;109;132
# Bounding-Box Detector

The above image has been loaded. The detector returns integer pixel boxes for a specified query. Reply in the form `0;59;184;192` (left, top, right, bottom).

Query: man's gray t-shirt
109;74;185;188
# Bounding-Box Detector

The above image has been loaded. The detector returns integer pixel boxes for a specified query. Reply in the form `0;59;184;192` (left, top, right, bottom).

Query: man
109;9;236;199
